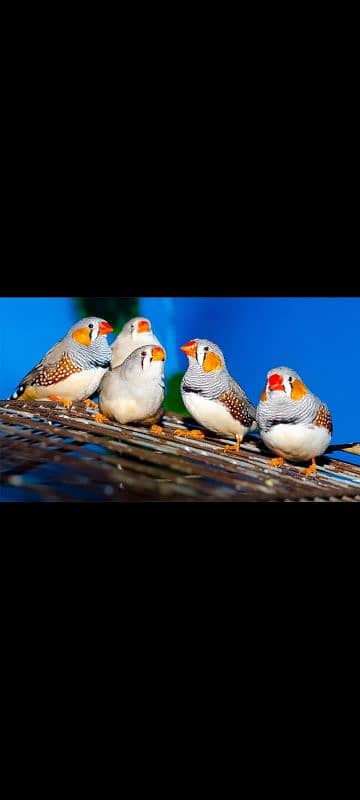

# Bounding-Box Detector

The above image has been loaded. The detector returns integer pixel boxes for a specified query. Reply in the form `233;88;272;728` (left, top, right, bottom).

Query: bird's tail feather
327;442;360;455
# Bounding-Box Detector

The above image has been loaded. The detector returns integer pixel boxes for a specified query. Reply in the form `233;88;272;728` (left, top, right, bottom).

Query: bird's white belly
262;424;331;461
183;392;249;438
100;388;161;425
30;367;108;401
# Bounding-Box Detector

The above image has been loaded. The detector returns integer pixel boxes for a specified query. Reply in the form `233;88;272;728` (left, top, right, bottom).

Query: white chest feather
30;367;108;401
261;423;331;461
100;381;162;424
183;392;250;438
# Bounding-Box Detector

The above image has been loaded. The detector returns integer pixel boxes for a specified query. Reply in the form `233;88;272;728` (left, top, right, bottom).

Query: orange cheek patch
72;327;91;346
291;379;307;400
260;387;267;402
203;351;222;372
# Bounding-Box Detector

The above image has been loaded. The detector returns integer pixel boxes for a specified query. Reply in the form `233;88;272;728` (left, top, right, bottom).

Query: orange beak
99;320;113;335
151;346;165;361
268;373;285;392
180;340;197;357
137;319;151;333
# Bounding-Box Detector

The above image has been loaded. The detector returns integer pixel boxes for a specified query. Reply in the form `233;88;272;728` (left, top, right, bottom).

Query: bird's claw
150;424;165;436
223;443;240;454
48;395;73;409
84;399;98;410
174;428;205;440
302;462;317;478
95;412;109;424
269;457;285;468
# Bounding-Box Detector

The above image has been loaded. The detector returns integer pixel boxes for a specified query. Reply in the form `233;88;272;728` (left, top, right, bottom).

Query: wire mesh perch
0;399;359;502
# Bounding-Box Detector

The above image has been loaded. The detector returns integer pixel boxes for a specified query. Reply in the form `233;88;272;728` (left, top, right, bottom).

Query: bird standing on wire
177;338;256;452
256;366;333;477
96;344;166;429
10;317;113;409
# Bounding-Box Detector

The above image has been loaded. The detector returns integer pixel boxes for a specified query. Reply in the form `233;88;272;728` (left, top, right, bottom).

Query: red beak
137;320;151;333
181;340;197;357
151;346;165;361
268;373;285;391
99;320;113;335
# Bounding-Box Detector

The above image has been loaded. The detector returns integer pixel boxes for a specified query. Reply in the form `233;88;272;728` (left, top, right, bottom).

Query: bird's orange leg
224;434;243;454
174;428;205;440
150;424;165;436
302;457;317;477
95;412;110;424
48;394;72;409
269;457;285;468
84;399;98;410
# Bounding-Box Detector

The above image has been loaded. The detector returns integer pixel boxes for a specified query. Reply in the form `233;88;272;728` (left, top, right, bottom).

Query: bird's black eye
288;376;293;383
88;323;94;330
204;346;209;352
141;351;147;357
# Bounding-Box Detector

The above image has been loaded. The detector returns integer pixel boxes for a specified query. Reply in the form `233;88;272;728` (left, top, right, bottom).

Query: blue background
1;296;359;449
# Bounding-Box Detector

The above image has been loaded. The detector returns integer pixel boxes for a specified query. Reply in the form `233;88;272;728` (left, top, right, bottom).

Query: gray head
180;338;228;375
68;317;114;346
261;366;309;402
120;344;166;381
120;317;154;340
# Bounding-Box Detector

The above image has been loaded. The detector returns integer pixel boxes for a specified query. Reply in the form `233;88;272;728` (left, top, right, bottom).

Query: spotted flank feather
314;403;333;435
32;354;82;386
219;391;255;427
11;354;82;398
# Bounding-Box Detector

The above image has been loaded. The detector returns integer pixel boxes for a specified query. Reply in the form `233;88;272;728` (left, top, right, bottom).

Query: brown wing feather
31;354;82;386
14;351;81;396
314;403;333;434
219;390;255;427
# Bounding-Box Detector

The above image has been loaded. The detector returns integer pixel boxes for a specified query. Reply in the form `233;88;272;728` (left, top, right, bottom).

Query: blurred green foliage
164;372;189;416
74;297;138;334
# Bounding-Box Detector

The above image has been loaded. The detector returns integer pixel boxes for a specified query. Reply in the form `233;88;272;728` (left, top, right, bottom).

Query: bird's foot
84;399;98;410
302;459;317;478
48;394;73;410
150;424;165;436
95;412;110;424
174;428;205;440
269;457;285;468
223;435;242;454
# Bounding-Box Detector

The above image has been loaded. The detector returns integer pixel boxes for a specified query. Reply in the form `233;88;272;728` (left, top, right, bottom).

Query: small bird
10;317;113;408
256;366;333;477
111;316;163;369
177;338;256;452
96;344;166;427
